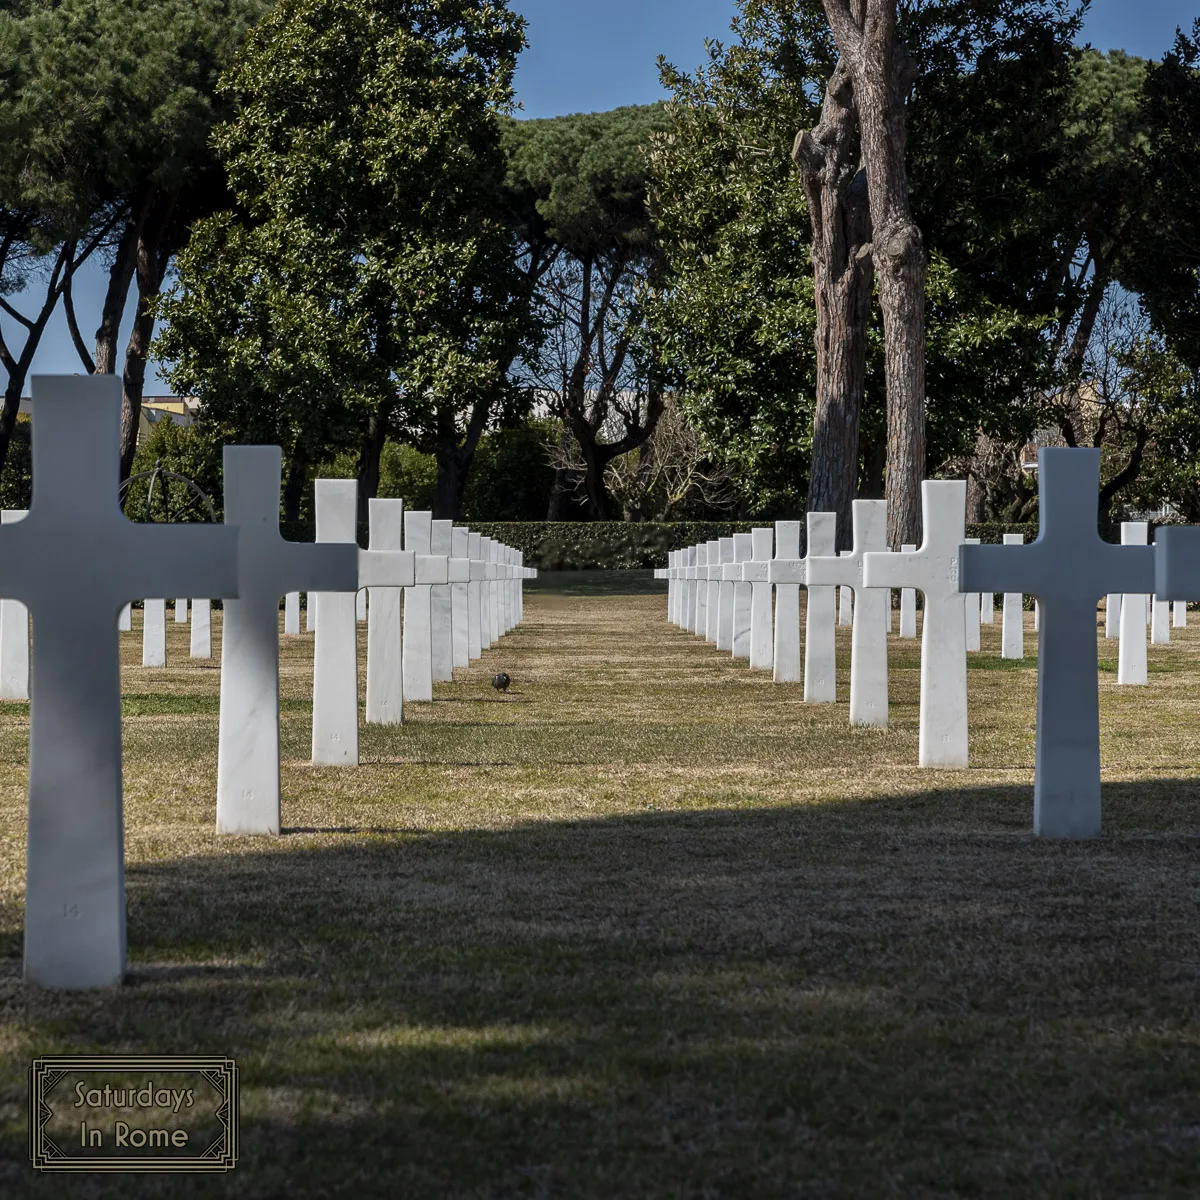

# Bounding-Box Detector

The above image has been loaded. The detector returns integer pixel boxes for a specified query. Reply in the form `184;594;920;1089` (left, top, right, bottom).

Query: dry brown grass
2;580;1200;1197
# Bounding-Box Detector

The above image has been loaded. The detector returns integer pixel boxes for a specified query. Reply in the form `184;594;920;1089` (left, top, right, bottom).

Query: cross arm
125;524;241;602
804;553;855;588
960;540;1154;600
767;559;806;585
279;539;359;592
1155;528;1200;600
415;554;449;585
359;548;416;588
862;549;918;591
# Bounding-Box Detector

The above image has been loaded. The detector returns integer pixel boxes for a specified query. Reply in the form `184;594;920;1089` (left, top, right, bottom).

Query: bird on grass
491;672;512;695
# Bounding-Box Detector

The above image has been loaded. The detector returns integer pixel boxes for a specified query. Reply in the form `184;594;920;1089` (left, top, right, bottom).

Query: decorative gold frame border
29;1055;238;1173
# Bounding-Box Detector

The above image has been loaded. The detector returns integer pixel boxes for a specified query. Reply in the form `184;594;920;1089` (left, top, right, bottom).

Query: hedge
277;518;1044;570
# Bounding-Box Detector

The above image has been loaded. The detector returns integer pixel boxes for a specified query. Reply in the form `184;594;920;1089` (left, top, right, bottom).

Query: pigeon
491;672;512;694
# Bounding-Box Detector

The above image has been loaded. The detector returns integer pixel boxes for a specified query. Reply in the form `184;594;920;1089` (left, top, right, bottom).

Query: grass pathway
1;583;1199;1196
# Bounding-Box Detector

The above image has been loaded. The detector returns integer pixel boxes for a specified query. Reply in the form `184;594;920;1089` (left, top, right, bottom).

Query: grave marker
1001;533;1025;659
748;528;773;670
1117;522;1149;686
717;536;736;652
806;501;889;725
898;544;917;638
865;482;968;765
960;448;1155;837
190;599;211;659
284;591;300;635
804;513;837;703
5;374;239;987
142;599;166;668
365;499;406;726
963;538;981;652
451;527;471;670
0;510;29;699
219;451;357;833
769;521;802;684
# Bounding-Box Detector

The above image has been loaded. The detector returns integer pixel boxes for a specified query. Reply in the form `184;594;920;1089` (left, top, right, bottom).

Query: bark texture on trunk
283;453;309;522
433;397;491;520
793;56;874;551
119;189;179;481
355;406;389;527
95;205;142;375
822;0;926;548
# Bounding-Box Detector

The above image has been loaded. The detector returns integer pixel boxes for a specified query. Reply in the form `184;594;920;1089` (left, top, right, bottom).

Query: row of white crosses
660;491;967;750
663;449;1197;841
3;376;535;990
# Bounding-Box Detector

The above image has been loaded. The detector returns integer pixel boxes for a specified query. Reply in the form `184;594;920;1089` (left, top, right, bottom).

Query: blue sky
10;0;1197;385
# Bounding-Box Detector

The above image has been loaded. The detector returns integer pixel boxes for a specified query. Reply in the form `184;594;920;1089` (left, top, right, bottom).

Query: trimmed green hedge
277;519;1044;570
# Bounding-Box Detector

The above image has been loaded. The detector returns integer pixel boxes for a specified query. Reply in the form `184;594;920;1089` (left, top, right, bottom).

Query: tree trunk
355;406;388;527
119;190;178;480
283;452;308;522
95;207;142;375
822;0;926;548
578;440;611;521
433;396;491;519
793;56;874;550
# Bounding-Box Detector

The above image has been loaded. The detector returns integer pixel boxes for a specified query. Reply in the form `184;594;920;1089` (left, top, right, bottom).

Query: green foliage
647;0;1082;508
0;416;30;509
461;420;556;521
379;442;438;513
1121;21;1200;369
122;419;226;522
156;0;535;477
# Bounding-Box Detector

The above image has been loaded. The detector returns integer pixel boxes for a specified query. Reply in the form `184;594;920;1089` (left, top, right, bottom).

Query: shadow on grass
3;781;1200;1197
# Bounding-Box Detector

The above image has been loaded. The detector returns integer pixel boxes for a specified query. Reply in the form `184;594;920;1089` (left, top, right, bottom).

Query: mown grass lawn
2;576;1200;1198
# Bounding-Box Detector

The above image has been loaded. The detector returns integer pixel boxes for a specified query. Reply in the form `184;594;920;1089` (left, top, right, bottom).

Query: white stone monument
963;538;981;652
365;498;405;726
747;528;773;671
1174;600;1187;628
7;374;239;988
0;509;29;699
898;544;917;637
1117;522;1149;686
981;592;995;624
804;512;837;704
404;512;436;701
716;536;736;652
770;521;802;684
864;481;969;767
1151;593;1170;645
174;598;188;624
142;598;166;667
1001;533;1025;660
284;591;300;634
218;449;357;834
356;588;367;621
189;598;211;659
430;519;455;682
731;533;753;660
960;448;1155;838
118;602;131;632
467;531;484;659
806;501;889;725
451;526;471;670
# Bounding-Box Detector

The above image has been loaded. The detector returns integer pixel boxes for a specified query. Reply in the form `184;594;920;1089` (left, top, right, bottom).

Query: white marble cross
0;509;29;699
356;588;367;621
960;448;1155;837
804;513;837;703
1174;600;1187;628
981;592;995;624
1001;533;1025;660
898;544;917;637
730;533;753;659
431;519;455;681
466;531;483;659
700;540;715;643
1151;592;1170;644
190;599;212;658
1117;522;1149;685
769;521;802;683
865;482;968;765
747;528;773;670
715;536;736;652
174;598;188;624
1105;591;1121;638
3;374;239;988
668;550;680;625
284;591;301;634
963;538;981;652
119;602;131;632
838;563;853;626
364;498;406;726
403;512;437;701
142;598;166;667
805;502;888;724
218;449;358;833
693;543;709;637
451;526;471;670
